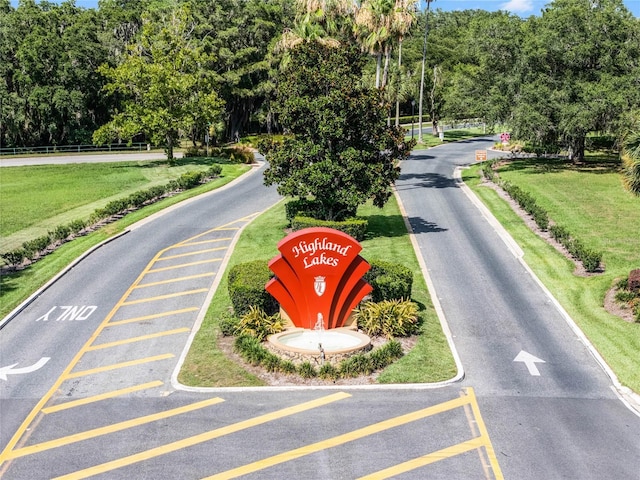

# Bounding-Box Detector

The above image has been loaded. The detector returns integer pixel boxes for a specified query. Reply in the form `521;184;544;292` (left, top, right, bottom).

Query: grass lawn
177;196;459;387
0;157;233;251
463;156;640;393
0;161;250;319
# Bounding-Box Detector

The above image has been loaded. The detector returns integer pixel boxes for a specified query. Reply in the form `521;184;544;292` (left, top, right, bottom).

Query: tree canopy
261;42;414;220
92;6;224;160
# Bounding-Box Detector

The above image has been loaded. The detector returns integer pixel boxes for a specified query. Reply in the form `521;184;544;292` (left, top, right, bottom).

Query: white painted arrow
513;350;545;376
0;357;50;381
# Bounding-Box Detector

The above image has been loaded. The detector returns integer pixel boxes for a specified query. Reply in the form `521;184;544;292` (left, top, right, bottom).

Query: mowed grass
0;161;250;319
177;196;458;387
0;157;225;250
463;157;640;393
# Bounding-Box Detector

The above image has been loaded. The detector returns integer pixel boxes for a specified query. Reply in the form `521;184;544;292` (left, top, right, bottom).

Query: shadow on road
397;171;458;190
407;216;447;234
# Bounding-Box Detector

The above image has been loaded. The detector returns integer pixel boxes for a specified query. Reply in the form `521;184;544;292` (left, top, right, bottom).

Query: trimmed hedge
364;259;413;302
1;165;223;269
285;198;357;224
483;162;602;273
227;260;278;317
291;215;368;242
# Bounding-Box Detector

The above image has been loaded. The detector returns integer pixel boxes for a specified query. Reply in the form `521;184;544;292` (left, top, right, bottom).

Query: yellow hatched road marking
135;272;215;289
42;381;165;414
86;328;191;351
0;217;263;468
466;388;504;479
52;392;351;480
157;247;226;261
6;397;224;460
203;394;472;480
66;354;174;379
107;308;199;327
121;288;208;306
147;259;220;273
174;237;233;247
358;437;486;479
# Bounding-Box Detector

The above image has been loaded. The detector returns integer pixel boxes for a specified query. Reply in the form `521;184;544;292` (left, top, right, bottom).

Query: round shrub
364;259;413;302
354;299;420;338
228;260;278;317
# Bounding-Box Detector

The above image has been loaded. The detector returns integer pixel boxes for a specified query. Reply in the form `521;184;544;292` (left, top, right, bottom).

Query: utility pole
417;0;432;145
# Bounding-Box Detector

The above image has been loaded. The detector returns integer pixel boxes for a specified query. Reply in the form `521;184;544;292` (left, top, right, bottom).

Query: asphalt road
0;144;638;479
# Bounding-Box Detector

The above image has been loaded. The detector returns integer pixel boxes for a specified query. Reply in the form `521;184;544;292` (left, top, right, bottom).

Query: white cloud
500;0;534;13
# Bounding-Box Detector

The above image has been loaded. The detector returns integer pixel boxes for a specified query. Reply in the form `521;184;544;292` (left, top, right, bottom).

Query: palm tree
417;0;432;144
621;112;640;196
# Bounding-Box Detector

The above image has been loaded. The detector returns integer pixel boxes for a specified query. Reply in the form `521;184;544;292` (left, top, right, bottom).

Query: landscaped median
463;157;640;394
177;197;459;387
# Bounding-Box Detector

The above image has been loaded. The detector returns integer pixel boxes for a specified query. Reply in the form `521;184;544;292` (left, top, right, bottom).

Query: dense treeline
1;0;639;167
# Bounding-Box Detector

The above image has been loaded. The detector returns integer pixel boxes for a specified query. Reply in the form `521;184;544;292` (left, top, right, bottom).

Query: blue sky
8;0;640;17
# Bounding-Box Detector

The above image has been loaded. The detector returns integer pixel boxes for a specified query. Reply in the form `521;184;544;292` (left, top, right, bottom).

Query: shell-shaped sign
265;227;372;329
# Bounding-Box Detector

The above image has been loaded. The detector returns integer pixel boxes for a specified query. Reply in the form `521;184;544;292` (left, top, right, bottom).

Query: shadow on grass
364;214;408;240
499;156;622;175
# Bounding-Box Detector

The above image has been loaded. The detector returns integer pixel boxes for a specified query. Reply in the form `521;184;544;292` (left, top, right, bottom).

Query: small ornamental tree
261;42;414;221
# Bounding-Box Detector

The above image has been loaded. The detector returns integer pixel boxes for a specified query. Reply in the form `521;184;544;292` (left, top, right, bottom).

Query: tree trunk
395;38;402;128
382;44;390;89
375;53;382;89
166;133;174;161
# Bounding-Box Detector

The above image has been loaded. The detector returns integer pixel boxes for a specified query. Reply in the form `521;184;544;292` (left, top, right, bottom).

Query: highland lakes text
291;237;353;269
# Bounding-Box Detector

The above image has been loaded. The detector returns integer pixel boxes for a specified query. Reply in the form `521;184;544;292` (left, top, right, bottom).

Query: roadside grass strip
51;393;352;480
203;388;502;480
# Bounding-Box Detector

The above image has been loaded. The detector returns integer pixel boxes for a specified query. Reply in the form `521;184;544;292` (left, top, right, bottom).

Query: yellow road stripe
203;394;472;480
53;392;351;480
6;397;224;460
157;247;226;261
135;272;215;289
147;259;220;273
176;237;232;247
121;288;208;306
466;388;504;480
87;328;191;351
66;354;174;379
42;381;165;414
107;308;199;327
358;437;486;479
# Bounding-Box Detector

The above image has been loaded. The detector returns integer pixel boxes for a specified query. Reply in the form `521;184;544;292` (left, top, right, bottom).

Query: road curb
455;166;640;417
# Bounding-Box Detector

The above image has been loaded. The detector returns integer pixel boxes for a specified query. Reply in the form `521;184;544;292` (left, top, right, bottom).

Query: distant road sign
475;150;487;162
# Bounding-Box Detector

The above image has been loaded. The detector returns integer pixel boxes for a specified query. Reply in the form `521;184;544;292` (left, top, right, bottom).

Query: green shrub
207;164;222;177
364;260;413;302
184;146;205;157
354;299;420;338
615;290;637;303
318;362;338;380
228;260;278;316
298;361;317;378
581;249;602;273
339;354;373;378
263;352;284;372
549;224;571;243
1;248;26;266
50;224;72;241
22;235;52;259
369;339;404;369
291;215;368;241
236;306;285;341
219;312;240;336
233;334;268;365
68;219;87;234
280;360;297;374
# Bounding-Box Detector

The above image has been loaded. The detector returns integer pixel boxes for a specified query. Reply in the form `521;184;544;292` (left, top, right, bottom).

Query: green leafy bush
1;249;26;266
364;260;413;302
233;334;268;365
318;362;338;380
291;215;368;241
50;224;72;241
298;361;318;378
236;306;285;341
219;311;240;336
549;224;571;243
354;299;420;338
369;340;404;369
339;354;373;377
228;260;278;316
22;235;52;259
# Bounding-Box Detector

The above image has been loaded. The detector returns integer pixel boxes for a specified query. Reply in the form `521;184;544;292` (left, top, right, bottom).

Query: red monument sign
266;227;372;330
